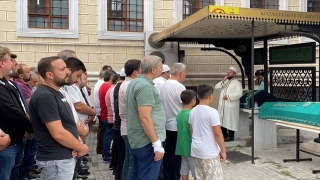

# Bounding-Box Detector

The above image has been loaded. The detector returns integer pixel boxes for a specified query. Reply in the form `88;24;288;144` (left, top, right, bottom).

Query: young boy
175;90;197;180
189;84;226;180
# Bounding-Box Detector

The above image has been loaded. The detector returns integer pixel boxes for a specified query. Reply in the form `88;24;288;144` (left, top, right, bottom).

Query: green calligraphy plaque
269;42;316;64
254;48;264;65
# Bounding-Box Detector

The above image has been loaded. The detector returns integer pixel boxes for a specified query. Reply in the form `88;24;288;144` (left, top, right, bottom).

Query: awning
153;6;320;43
152;6;320;165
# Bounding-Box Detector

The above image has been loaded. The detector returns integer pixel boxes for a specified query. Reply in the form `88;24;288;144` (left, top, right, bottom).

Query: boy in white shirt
189;84;226;180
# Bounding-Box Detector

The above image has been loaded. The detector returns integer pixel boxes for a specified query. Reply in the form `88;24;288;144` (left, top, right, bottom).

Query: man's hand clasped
152;139;164;162
24;131;35;140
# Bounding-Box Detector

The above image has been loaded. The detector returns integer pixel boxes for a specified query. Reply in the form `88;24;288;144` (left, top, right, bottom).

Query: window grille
28;0;69;29
183;0;215;19
250;0;279;10
107;0;144;32
307;0;320;12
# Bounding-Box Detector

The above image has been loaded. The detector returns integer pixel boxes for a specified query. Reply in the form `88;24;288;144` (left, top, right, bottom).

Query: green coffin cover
259;102;320;127
240;90;259;109
240;90;277;109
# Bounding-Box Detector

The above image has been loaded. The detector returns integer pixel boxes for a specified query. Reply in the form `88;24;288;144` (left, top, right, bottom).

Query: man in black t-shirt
29;56;88;179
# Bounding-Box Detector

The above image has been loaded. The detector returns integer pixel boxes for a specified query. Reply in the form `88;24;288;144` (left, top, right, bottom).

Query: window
107;0;144;32
307;0;320;12
175;0;223;23
98;0;152;40
17;0;78;38
28;0;69;29
183;0;216;19
250;0;279;9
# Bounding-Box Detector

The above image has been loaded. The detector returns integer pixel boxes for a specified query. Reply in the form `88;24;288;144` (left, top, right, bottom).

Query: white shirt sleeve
210;108;221;127
177;84;186;104
66;85;82;104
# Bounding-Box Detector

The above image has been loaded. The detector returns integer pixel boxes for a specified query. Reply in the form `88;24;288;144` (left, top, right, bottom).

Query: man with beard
29;56;88;179
215;66;243;142
0;46;34;180
62;57;92;177
7;55;29;112
56;52;89;140
14;64;32;104
57;52;91;177
65;58;96;131
5;55;39;179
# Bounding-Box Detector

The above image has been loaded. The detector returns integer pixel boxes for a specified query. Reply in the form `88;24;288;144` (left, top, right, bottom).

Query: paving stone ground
85;125;320;180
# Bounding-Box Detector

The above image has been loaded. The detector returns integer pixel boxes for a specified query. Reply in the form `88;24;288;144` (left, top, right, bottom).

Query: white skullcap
162;64;170;72
119;68;126;77
229;66;238;74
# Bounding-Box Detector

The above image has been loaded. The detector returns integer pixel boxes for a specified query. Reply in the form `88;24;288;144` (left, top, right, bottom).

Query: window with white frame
28;0;69;29
98;0;153;40
107;0;144;32
17;0;78;38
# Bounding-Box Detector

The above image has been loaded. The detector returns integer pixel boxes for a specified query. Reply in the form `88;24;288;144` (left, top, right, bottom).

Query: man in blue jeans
0;46;34;180
126;55;166;180
99;70;117;162
119;59;141;180
29;56;88;179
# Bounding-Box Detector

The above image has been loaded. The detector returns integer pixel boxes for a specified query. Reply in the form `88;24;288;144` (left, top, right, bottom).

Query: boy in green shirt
175;90;197;180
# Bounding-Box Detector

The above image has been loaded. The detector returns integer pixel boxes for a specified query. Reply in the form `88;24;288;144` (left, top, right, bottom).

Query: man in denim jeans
99;70;116;162
119;59;141;180
0;46;34;180
29;56;88;179
126;56;166;180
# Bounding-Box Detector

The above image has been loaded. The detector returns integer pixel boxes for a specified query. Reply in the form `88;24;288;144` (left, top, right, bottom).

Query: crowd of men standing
0;44;243;180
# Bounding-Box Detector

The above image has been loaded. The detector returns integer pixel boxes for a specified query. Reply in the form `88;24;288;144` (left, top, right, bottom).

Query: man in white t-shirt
159;63;187;180
153;64;170;93
64;59;96;134
189;84;226;179
67;74;95;130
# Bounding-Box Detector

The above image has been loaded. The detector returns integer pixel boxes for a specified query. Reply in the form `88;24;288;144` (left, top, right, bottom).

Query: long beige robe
215;79;243;131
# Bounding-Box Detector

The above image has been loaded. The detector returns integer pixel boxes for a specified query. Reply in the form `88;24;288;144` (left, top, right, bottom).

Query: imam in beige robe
215;78;243;131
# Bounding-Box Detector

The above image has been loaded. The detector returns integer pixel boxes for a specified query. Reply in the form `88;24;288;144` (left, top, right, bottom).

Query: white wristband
152;139;164;153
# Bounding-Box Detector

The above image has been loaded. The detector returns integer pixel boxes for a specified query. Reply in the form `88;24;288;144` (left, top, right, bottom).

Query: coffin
240;90;278;109
259;102;320;127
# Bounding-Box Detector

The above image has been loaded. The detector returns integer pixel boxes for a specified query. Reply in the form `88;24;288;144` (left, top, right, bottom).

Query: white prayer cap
229;66;238;74
119;68;126;77
162;64;170;72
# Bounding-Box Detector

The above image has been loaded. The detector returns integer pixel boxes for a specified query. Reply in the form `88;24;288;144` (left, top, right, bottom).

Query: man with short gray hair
126;56;166;179
57;49;77;61
160;62;187;180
